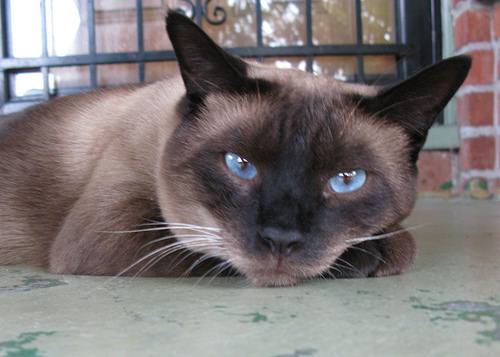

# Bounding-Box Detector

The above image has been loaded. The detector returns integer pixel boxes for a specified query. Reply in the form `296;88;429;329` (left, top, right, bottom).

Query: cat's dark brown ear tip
436;55;473;94
445;55;472;70
446;54;472;68
163;7;249;97
165;9;196;35
442;55;472;81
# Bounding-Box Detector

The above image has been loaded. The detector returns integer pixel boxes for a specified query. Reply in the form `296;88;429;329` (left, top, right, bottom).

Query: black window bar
0;0;442;113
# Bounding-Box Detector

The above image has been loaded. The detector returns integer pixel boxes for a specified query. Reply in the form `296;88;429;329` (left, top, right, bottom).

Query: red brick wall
418;0;500;197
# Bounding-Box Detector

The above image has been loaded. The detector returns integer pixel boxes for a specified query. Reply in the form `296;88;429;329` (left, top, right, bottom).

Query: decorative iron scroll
174;0;227;25
203;0;227;25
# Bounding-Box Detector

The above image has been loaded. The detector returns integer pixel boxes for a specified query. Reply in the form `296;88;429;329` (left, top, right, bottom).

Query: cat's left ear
165;10;250;99
361;55;471;161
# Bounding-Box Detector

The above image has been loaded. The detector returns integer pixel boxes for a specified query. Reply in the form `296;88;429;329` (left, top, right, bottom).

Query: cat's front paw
330;226;416;279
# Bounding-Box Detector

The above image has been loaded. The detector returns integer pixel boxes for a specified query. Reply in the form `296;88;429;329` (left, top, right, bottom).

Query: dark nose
257;227;303;255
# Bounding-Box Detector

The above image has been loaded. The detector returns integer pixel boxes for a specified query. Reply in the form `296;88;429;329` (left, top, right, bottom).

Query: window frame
0;0;456;148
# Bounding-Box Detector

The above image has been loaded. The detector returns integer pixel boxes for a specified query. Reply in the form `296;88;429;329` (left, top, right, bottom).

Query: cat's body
0;12;470;286
0;82;180;268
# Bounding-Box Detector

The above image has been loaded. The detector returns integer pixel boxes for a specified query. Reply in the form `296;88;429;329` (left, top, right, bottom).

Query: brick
457;92;493;126
495;3;500;38
498;135;500;166
464;50;494;85
454;10;491;49
460;136;496;170
498;94;500;126
417;151;453;192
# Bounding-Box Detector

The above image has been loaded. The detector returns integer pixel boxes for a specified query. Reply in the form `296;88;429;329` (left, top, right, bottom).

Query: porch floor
1;199;500;357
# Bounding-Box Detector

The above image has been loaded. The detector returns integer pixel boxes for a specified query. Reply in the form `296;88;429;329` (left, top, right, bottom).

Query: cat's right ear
358;55;471;162
165;10;249;99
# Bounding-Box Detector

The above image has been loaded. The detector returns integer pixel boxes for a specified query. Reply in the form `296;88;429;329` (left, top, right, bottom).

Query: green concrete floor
1;199;500;357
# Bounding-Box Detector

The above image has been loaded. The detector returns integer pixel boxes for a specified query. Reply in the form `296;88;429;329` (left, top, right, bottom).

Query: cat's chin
245;272;305;288
239;262;326;287
229;251;341;287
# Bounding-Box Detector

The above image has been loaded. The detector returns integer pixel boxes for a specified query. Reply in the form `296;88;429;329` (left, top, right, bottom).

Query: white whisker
168;244;226;276
345;224;428;244
206;260;234;284
333;257;364;276
181;252;223;277
347;245;387;265
195;260;231;285
97;225;221;235
324;268;339;278
159;222;221;230
139;234;219;251
111;238;216;279
133;241;219;278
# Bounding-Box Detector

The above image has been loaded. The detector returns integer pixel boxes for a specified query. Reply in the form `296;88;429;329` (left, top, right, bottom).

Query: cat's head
157;11;470;286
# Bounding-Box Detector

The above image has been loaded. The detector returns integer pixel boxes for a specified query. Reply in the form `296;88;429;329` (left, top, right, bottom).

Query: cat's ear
361;55;471;161
165;10;249;98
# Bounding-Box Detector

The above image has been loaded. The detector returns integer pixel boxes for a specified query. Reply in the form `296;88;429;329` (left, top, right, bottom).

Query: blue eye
329;169;367;193
224;152;257;180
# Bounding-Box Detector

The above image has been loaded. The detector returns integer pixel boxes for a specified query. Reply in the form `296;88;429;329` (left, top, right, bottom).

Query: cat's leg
49;184;165;276
331;225;416;278
47;165;216;277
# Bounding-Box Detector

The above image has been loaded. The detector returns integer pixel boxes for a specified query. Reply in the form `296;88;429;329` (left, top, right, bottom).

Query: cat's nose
257;227;303;255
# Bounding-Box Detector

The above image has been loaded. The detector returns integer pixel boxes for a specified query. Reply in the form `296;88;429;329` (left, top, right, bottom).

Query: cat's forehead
248;62;379;97
202;63;381;131
204;78;343;124
199;77;408;172
201;68;381;143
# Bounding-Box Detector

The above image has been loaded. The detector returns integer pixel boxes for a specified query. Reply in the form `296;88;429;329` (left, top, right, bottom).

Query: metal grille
0;0;442;113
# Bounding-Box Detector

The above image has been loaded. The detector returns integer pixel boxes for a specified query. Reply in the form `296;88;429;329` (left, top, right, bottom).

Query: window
0;1;452;147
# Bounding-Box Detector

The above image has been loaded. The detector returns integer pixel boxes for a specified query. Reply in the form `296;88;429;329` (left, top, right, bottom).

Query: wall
418;0;500;198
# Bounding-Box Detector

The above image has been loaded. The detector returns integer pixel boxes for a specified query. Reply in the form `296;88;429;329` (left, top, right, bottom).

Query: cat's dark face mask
159;11;470;286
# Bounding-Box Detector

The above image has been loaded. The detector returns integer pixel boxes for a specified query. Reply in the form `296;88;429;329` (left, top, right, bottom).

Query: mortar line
490;6;499;171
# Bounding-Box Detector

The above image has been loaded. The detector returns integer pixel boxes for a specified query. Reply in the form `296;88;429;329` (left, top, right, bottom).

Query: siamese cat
0;12;470;287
